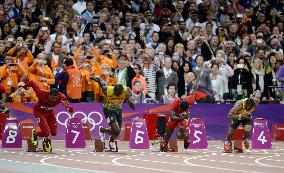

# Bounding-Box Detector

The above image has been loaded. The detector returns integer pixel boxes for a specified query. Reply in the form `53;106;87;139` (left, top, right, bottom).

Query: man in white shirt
72;0;86;15
215;50;234;98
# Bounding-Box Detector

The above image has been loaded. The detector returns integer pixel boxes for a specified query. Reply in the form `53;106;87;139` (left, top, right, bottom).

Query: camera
86;56;93;59
237;64;244;69
102;50;111;58
8;63;17;66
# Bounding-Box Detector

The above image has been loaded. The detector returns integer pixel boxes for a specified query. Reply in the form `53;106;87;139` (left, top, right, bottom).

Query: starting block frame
94;140;119;152
159;139;178;152
223;125;245;153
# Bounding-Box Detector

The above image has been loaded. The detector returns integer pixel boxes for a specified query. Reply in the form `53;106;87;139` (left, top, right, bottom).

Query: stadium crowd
0;0;283;104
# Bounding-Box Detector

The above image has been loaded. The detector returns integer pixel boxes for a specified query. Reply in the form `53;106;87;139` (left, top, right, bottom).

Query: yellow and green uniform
103;86;127;110
239;98;255;114
229;98;254;129
103;86;127;128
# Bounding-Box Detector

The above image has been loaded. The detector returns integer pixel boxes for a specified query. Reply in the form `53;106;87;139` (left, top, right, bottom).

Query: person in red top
160;98;192;152
24;80;73;152
160;71;201;152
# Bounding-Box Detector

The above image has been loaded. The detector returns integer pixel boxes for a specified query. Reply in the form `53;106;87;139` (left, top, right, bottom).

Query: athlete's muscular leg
46;111;57;137
226;128;236;141
163;127;175;145
226;119;240;142
177;126;185;139
243;125;252;140
101;123;121;142
35;114;50;137
100;116;121;142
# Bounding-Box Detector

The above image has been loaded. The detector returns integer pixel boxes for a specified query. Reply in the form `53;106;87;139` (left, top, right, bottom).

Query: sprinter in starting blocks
224;90;261;153
91;76;135;152
160;99;191;152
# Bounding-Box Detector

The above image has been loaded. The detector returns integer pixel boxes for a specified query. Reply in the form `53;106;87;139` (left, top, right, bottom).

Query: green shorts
103;107;122;128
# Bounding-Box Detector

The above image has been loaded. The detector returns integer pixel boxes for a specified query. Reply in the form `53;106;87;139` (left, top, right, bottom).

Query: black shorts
230;118;252;129
103;107;122;128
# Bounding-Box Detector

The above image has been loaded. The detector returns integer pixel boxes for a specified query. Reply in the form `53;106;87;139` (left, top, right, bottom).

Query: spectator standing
156;57;178;99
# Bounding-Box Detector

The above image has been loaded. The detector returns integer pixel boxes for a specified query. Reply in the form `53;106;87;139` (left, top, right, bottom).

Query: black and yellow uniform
103;86;127;128
228;98;255;129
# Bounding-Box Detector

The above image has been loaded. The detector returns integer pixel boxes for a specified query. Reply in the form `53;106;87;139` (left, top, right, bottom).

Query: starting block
189;118;208;149
129;118;149;149
20;120;35;140
160;139;178;152
119;122;131;141
228;126;245;153
94;140;118;152
271;124;284;142
66;118;86;148
82;122;92;140
94;139;106;152
1;118;22;148
26;138;37;152
252;118;272;149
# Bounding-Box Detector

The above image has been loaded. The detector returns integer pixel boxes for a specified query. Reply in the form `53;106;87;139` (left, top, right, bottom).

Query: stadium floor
0;140;283;173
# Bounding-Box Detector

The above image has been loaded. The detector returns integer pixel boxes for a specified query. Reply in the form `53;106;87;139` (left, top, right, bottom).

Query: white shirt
210;74;224;101
49;34;70;53
218;63;234;93
72;1;87;14
117;69;124;84
52;53;59;65
163;67;172;79
185;18;202;29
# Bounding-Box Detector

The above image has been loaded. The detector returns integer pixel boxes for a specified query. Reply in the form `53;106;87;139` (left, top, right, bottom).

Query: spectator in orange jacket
131;63;148;94
58;57;82;102
29;53;55;91
0;55;25;101
7;43;34;76
10;82;38;103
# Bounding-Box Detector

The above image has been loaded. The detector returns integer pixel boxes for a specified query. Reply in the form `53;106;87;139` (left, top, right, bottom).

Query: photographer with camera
6;40;34;70
28;53;54;91
231;56;252;100
10;82;37;103
0;54;25;102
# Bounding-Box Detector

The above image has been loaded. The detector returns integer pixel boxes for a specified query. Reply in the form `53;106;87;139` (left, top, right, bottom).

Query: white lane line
184;158;264;173
0;158;44;166
40;157;114;173
255;157;284;169
112;157;190;173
